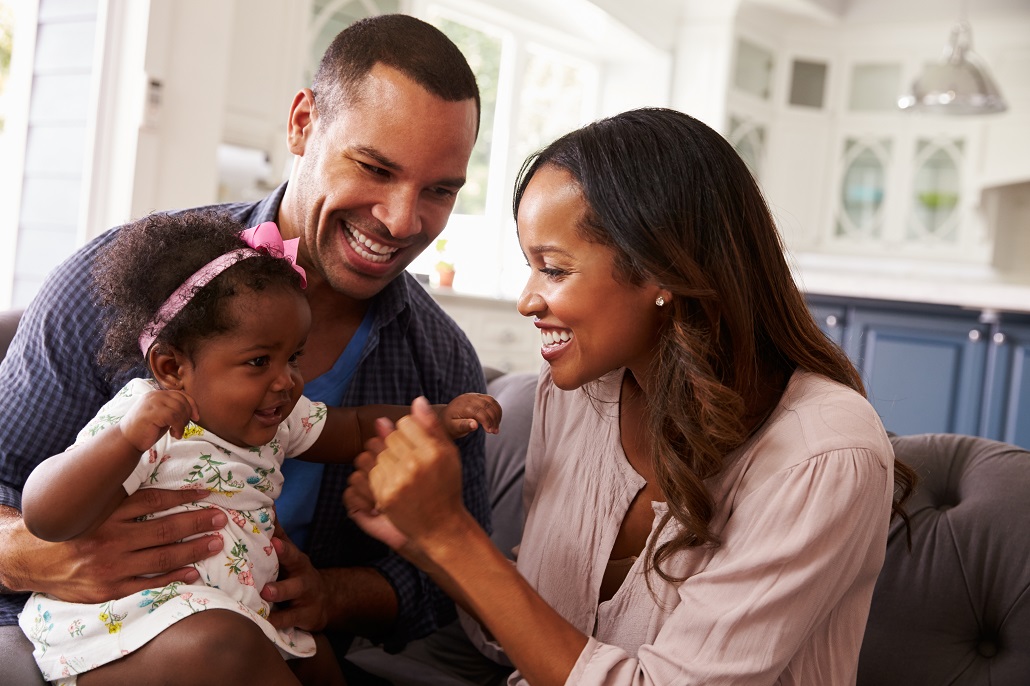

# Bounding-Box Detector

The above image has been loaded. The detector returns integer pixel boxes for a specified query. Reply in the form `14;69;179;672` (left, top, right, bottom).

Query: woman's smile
536;324;574;360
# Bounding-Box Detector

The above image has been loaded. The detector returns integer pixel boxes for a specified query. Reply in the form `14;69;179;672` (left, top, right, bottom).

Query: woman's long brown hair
514;108;915;582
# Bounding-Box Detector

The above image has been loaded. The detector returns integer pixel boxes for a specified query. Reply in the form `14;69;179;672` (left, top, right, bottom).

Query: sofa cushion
858;433;1030;685
484;371;538;559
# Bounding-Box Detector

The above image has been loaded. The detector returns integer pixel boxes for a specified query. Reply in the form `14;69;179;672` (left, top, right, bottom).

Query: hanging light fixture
898;7;1007;115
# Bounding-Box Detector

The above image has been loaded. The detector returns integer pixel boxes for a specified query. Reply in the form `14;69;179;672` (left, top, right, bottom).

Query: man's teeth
348;227;398;263
541;330;572;347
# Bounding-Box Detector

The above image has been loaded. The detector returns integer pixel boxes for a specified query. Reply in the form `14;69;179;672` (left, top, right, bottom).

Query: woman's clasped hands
346;396;496;559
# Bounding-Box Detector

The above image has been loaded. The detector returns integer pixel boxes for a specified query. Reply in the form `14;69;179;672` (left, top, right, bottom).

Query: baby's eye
288;350;304;366
247;356;269;368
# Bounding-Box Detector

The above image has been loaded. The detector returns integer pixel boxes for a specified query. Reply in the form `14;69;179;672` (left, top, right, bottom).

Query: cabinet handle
993;332;1006;345
825;315;838;328
968;329;981;342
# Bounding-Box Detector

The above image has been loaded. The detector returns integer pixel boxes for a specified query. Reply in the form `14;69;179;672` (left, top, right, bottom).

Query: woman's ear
148;344;186;390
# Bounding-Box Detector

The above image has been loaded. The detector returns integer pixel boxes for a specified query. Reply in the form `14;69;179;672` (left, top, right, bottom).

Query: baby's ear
148;344;186;390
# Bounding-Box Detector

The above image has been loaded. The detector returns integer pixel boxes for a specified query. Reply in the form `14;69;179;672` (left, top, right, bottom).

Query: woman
345;108;914;685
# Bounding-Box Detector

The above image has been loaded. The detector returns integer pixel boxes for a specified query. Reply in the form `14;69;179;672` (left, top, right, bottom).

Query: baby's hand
437;393;502;439
120;389;199;453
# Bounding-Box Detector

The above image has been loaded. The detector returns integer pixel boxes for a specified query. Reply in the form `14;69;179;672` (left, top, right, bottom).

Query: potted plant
434;238;455;288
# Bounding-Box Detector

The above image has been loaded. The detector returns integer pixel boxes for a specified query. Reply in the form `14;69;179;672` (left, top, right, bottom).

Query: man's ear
287;88;318;156
148;344;186;391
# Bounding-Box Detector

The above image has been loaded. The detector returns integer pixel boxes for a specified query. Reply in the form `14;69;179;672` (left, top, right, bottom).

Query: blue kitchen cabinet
808;301;847;346
805;296;1030;448
843;306;990;436
982;319;1030;448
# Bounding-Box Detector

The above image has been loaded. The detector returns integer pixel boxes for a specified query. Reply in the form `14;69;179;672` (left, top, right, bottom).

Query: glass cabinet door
909;138;962;242
733;38;774;100
837;138;891;239
728;115;765;179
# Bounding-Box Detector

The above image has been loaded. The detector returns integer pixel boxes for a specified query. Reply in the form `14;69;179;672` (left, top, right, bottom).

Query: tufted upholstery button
976;640;999;658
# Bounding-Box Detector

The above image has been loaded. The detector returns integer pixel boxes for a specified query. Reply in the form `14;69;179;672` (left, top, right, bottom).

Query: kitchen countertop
792;253;1030;315
424;254;1030;316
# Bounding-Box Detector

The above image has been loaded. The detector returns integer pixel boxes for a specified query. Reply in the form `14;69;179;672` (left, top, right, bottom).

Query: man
0;14;490;683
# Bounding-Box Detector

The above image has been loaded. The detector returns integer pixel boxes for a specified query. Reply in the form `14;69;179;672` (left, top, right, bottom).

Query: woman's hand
345;398;467;551
346;399;586;686
345;449;412;553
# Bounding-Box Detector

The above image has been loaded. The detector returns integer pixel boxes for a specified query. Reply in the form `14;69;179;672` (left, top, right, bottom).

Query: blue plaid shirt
0;185;491;649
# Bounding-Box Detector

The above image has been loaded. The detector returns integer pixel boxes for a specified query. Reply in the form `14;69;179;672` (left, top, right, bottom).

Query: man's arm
265;283;492;647
0;497;225;602
368;338;493;648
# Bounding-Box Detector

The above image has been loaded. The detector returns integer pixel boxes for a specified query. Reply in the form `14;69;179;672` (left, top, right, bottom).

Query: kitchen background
0;0;1027;445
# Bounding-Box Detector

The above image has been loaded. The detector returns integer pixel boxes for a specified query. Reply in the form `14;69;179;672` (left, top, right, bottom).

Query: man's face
285;64;478;301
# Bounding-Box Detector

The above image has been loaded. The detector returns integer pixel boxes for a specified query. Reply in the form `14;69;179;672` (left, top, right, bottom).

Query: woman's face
516;165;664;391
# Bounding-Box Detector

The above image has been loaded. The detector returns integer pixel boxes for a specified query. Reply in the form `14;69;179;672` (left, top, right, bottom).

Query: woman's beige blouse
509;367;894;685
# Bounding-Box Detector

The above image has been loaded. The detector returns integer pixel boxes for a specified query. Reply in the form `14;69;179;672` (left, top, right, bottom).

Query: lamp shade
898;21;1007;115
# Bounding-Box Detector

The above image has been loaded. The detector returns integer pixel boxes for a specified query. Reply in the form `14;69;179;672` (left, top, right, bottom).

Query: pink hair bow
240;221;307;288
139;221;307;356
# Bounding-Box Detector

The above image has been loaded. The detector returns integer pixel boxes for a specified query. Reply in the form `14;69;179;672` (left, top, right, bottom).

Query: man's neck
299;277;372;380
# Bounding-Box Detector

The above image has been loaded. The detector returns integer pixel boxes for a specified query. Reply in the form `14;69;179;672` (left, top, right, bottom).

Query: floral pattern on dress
18;378;328;680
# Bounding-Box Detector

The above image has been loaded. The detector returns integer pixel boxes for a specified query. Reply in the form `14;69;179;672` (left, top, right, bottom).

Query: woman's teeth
348;227;398;263
541;330;572;347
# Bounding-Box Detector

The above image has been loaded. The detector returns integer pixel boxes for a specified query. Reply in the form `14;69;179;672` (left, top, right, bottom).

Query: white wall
8;0;97;307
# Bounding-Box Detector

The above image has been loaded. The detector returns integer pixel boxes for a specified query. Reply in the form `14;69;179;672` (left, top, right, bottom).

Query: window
0;1;13;135
432;15;502;216
405;2;601;299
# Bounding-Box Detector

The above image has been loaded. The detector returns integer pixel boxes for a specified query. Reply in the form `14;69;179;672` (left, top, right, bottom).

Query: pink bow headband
138;222;307;356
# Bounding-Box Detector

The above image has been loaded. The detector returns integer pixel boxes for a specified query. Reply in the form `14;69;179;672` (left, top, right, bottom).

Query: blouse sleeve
564;447;891;686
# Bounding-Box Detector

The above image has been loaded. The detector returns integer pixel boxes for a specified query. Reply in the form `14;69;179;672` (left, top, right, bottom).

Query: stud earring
656;296;665;307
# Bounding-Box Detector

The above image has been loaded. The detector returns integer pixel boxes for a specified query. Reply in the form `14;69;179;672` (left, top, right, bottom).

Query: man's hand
260;523;401;639
260;528;329;632
0;489;225;600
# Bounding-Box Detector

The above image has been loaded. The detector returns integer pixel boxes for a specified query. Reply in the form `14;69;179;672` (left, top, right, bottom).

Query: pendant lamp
898;14;1007;115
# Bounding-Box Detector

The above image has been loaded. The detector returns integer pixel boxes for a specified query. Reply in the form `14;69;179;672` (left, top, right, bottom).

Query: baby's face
178;287;310;448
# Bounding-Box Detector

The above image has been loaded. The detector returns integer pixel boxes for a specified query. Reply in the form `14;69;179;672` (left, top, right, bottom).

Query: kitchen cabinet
808;294;1030;448
983;320;1030;448
809;300;846;347
840;303;989;437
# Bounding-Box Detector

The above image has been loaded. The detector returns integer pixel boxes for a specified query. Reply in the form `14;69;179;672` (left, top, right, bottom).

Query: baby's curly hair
92;210;305;375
